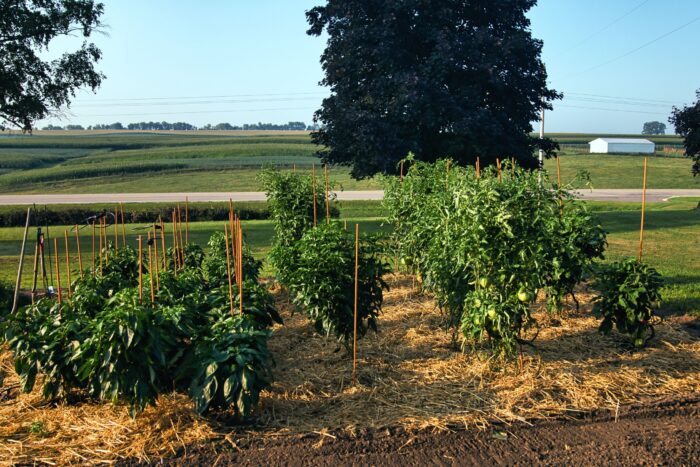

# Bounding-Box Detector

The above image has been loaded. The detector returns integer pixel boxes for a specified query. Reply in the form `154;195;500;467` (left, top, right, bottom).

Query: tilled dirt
128;397;700;466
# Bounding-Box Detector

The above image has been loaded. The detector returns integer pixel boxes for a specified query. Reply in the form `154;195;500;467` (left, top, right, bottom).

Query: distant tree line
41;121;318;131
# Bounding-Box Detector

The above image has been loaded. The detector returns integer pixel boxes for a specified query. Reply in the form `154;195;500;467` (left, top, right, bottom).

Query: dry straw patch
2;276;699;464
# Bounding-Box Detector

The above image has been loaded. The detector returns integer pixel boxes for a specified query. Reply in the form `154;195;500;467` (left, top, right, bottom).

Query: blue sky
41;0;700;133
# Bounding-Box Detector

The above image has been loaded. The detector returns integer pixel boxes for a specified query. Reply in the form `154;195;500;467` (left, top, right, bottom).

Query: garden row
0;160;664;421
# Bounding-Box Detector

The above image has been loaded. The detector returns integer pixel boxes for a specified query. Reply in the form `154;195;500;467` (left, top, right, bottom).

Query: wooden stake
31;244;38;305
120;202;126;245
224;224;235;315
496;158;502;183
54;237;62;304
64;230;71;297
114;205;119;251
238;220;243;315
99;218;103;275
352;223;359;385
511;157;515;178
172;209;179;272
400;160;404;182
176;203;185;266
312;163;317;226
185;197;190;244
103;217;109;264
153;224;160;289
75;225;83;278
476;157;481;179
639;157;648;261
325;164;330;223
556;155;562;188
12;207;31;313
91;221;96;277
148;232;155;303
159;216;166;270
138;235;143;303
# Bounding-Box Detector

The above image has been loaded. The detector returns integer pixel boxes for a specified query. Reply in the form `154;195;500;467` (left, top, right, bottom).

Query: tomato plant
384;158;608;356
592;259;663;347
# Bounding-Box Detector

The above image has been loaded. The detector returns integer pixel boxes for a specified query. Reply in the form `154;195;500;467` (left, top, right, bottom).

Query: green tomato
517;290;531;303
487;308;497;320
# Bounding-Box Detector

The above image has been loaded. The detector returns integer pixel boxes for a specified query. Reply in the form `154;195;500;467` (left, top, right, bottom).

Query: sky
39;0;700;134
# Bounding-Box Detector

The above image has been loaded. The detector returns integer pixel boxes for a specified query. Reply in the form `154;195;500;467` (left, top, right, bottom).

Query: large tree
306;0;560;178
670;90;700;176
642;121;666;135
0;0;105;132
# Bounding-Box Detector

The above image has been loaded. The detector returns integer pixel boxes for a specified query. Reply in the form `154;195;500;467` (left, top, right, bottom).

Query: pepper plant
591;258;663;347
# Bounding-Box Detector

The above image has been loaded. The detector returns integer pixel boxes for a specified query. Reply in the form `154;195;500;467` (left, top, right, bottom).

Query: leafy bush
285;223;389;346
4;299;87;399
76;290;172;416
592;259;663;347
259;166;334;285
180;312;273;416
4;232;279;419
202;231;262;287
0;280;12;319
383;158;607;356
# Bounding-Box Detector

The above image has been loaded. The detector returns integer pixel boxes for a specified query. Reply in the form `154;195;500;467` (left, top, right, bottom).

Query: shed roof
589;138;654;145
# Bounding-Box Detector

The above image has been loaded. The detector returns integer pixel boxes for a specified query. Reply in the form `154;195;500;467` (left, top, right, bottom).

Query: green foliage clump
3;233;278;419
592;259;663;347
285;224;389;345
384;158;607;356
259;166;330;284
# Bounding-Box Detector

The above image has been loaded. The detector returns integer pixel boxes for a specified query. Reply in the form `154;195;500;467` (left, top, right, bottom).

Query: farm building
588;138;655;154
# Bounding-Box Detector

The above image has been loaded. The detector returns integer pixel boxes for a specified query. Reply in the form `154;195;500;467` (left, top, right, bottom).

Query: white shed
588;138;655;154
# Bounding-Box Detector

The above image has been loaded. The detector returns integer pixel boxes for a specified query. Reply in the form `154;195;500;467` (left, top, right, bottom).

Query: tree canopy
642;121;666;135
0;0;105;132
670;90;700;176
306;0;560;178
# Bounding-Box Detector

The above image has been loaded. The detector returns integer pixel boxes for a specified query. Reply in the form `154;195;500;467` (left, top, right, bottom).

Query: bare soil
124;397;700;466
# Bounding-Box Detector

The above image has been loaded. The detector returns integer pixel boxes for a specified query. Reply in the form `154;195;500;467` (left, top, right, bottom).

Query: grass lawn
1;198;698;317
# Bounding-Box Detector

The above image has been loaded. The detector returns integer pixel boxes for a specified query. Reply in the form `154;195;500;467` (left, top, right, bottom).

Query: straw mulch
2;276;699;464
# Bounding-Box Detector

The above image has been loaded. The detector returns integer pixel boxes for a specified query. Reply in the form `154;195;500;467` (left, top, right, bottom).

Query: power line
72;91;327;104
569;15;700;78
558;0;651;56
563;91;679;105
70;96;324;109
78;106;319;118
556;104;668;116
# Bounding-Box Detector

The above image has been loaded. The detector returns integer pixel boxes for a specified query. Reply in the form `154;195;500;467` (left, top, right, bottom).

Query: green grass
544;152;698;190
0;132;696;193
1;199;698;317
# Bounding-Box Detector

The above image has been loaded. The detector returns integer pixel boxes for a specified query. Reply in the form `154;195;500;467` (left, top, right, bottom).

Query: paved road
0;189;698;205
